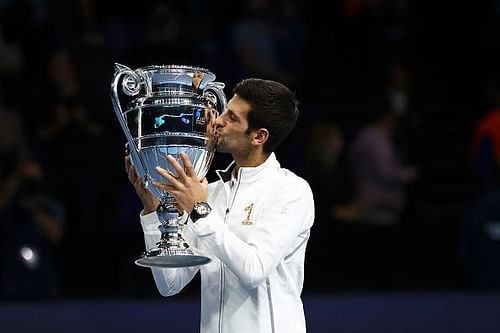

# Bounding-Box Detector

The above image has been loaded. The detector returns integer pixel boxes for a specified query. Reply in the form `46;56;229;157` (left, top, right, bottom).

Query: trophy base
135;247;211;268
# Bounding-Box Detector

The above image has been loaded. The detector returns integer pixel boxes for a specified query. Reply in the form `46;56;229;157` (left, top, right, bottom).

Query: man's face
215;94;253;155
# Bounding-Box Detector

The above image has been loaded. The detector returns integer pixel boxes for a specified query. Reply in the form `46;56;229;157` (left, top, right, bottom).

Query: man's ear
252;128;269;147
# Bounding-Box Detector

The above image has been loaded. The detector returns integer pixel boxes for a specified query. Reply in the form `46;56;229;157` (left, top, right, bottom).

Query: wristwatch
190;202;212;222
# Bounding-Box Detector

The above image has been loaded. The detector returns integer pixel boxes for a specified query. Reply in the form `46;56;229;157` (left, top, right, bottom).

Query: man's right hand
125;155;159;215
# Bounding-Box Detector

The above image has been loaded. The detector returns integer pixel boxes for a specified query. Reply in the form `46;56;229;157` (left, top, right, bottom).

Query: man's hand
154;152;208;214
125;155;159;215
192;71;204;90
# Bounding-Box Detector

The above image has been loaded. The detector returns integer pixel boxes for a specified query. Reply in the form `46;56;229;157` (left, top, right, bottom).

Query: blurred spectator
456;179;500;290
1;0;48;101
1;77;64;299
306;121;348;220
0;161;65;299
469;77;500;195
333;98;418;225
386;61;410;115
0;81;31;185
0;26;22;77
275;0;308;86
231;0;302;87
338;0;413;81
385;61;423;169
37;48;102;140
138;0;182;65
34;48;102;231
310;122;344;173
461;77;500;290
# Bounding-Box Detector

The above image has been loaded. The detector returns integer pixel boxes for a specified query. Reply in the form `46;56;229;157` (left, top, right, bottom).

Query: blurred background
1;0;500;331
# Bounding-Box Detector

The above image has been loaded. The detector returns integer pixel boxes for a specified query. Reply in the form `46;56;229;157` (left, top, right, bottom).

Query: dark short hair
233;78;299;154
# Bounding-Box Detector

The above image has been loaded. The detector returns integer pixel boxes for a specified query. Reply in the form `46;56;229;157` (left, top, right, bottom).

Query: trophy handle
204;82;227;115
110;63;149;183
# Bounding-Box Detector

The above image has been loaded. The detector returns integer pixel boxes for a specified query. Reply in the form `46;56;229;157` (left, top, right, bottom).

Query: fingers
162;153;196;179
205;105;217;121
201;177;208;187
179;152;195;178
129;153;199;200
134;172;143;189
163;155;187;182
192;71;204;90
155;166;182;189
126;157;150;195
125;156;138;183
125;155;131;171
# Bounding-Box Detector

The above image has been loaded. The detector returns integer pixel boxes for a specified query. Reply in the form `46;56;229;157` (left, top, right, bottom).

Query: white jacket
140;153;315;333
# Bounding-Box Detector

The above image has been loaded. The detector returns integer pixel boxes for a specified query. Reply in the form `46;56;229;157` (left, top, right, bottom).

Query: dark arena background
1;0;500;332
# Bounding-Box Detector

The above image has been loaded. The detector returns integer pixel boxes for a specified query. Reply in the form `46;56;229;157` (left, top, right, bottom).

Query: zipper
218;170;242;333
266;278;276;333
218;208;228;333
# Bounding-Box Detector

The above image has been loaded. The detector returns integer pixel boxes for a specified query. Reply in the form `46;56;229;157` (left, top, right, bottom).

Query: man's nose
215;115;225;127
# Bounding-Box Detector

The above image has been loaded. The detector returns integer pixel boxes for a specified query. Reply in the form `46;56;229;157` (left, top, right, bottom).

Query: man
126;78;315;332
333;101;417;225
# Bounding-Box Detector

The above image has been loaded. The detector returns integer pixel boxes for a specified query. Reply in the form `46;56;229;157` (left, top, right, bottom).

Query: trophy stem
135;197;211;268
156;201;186;249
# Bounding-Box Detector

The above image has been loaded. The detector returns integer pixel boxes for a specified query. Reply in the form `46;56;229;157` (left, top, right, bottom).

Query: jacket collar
216;153;280;184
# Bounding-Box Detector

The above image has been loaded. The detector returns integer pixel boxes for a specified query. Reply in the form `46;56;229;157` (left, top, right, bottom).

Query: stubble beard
215;137;251;160
215;137;230;153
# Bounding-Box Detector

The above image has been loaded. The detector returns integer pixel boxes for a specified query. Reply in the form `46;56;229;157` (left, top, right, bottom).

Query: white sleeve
189;179;314;289
140;212;199;296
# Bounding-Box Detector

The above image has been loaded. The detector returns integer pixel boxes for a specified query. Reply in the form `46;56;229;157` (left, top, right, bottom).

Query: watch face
195;202;211;216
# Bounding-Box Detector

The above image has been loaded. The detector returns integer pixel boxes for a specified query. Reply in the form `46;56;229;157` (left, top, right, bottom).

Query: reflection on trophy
111;63;226;268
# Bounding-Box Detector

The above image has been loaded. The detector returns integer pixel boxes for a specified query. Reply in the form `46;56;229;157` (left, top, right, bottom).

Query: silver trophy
111;63;226;268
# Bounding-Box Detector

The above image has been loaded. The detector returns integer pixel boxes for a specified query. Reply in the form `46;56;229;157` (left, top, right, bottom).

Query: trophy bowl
111;63;226;268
